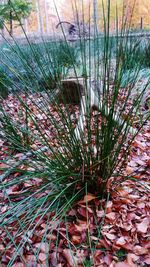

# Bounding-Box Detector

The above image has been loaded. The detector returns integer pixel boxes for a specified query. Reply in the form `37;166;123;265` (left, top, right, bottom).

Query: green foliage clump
0;0;32;34
121;38;150;70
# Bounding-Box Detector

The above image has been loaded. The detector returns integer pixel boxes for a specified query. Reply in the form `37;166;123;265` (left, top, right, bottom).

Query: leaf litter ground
0;92;149;267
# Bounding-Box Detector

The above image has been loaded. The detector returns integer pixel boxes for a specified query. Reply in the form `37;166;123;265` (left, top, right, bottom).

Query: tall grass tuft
0;0;149;265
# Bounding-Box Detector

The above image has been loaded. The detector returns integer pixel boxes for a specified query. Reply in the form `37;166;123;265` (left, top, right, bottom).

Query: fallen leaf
12;263;25;267
104;233;116;240
25;254;36;263
34;242;49;253
136;218;149;234
0;244;5;251
72;235;81;244
39;252;47;262
62;249;77;267
116;237;126;246
78;194;96;204
106;201;113;213
143;257;150;265
106;212;116;221
114;261;132;267
103;254;112;265
97;210;105;218
126;253;139;266
133;245;148;255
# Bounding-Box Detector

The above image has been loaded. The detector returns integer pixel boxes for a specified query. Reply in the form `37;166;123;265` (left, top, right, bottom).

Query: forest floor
0;92;149;267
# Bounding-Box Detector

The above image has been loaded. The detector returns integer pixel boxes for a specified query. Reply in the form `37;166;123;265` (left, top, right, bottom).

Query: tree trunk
36;0;44;35
8;0;13;36
44;0;49;34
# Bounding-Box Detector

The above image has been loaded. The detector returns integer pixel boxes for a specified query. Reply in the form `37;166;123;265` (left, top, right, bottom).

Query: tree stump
55;77;85;104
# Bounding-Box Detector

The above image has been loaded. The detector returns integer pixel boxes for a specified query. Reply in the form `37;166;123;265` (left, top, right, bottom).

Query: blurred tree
0;0;32;36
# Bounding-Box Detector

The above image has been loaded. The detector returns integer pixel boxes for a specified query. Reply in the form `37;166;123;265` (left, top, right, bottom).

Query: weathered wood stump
55;77;85;104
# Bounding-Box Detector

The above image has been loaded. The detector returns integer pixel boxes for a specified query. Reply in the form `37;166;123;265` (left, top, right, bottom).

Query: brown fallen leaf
106;212;116;221
114;261;132;267
34;242;49;253
136;218;149;234
126;166;133;175
62;249;77;267
75;223;88;232
25;254;36;263
116;237;126;246
103;254;113;265
0;162;9;169
78;194;96;204
105;201;113;213
126;253;139;266
133;245;148;255
97;238;111;250
0;244;5;251
12;263;25;267
50;252;58;266
72;235;81;245
143;257;150;265
104;232;116;240
38;252;47;262
97;210;105;218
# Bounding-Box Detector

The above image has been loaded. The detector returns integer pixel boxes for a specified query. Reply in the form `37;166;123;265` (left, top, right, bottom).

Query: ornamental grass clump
0;0;149;265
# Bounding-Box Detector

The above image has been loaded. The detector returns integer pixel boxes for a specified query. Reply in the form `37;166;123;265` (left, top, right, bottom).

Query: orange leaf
78;194;96;204
72;235;81;245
